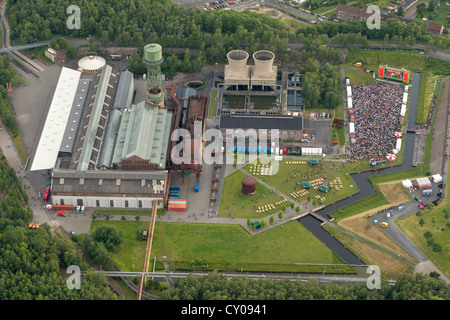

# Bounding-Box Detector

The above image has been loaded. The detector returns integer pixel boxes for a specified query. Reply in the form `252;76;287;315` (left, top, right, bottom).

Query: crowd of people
349;82;404;160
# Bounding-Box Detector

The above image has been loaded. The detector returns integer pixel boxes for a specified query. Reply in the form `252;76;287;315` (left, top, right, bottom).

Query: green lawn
433;1;450;27
416;71;440;124
345;49;426;73
344;65;375;84
396;204;450;279
11;133;28;164
151;221;355;273
208;90;216;117
218;170;290;219
90;220;149;272
242;160;359;207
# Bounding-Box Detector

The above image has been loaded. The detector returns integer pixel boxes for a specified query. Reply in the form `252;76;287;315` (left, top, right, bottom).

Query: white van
143;73;147;80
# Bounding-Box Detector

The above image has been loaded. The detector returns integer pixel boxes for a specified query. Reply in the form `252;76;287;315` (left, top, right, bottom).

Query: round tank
253;50;275;74
227;50;249;72
242;176;257;196
144;43;163;64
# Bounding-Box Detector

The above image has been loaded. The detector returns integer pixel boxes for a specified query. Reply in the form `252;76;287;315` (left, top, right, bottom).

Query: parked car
397;205;405;211
380;222;388;227
386;213;390;220
57;212;67;217
418;204;425;210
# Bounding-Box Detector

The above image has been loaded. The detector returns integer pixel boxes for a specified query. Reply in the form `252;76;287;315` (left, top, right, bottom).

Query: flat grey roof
51;169;168;196
113;70;134;109
59;78;92;154
220;114;303;131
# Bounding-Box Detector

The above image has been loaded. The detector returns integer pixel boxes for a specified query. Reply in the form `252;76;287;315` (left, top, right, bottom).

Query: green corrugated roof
112;101;172;169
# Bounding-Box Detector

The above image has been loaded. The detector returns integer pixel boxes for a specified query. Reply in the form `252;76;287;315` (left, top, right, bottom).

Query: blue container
194;184;199;192
170;186;180;191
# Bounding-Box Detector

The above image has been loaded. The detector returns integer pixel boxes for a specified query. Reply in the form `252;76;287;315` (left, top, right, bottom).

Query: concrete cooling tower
251;50;277;90
224;50;250;89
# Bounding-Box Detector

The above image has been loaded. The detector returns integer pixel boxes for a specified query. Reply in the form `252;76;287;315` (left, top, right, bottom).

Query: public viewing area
348;82;405;161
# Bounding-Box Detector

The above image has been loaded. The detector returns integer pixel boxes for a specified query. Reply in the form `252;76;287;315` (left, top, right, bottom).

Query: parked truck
54;204;73;211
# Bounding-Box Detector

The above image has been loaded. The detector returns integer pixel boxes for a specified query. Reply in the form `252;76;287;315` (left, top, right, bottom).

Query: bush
423;231;433;239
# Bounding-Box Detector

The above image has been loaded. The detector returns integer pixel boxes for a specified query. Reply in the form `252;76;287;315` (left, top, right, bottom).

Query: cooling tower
253;50;275;74
224;50;250;89
227;50;249;72
251;50;277;90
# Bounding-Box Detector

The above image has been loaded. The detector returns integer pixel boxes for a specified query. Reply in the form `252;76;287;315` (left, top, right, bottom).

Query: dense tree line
0;160;31;222
299;39;342;110
0;160;118;299
0;54;24;137
160;271;450;300
6;0;289;58
296;18;450;49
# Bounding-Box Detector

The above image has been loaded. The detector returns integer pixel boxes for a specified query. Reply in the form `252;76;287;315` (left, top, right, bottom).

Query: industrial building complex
30;43;201;210
30;44;309;211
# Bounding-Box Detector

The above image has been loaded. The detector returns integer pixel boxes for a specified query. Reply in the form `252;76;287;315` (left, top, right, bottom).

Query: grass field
344;66;375;84
90;220;149;272
242;160;359;207
10;132;28;164
151;221;355;273
345;49;426;73
416;71;441;124
218;170;291;219
324;224;414;279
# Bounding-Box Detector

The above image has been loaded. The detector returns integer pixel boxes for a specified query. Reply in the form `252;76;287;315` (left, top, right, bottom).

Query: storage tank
242;176;257;196
143;43;164;103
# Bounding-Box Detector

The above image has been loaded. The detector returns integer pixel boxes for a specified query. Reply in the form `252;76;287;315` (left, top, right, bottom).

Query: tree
247;217;251;226
92;225;124;252
423;231;433;239
261;219;267;228
295;206;300;213
135;215;140;222
269;216;274;224
396;6;404;17
66;44;77;59
432;243;443;253
419;218;425;227
100;30;109;47
278;211;283;220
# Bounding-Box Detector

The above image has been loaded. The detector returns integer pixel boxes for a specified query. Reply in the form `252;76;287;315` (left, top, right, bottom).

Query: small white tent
402;179;413;189
432;174;442;183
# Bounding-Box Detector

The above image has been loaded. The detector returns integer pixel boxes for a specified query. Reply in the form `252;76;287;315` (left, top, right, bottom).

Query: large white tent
395;138;402;152
349;122;355;134
400;104;406;117
402;92;408;104
31;67;81;171
415;177;431;188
